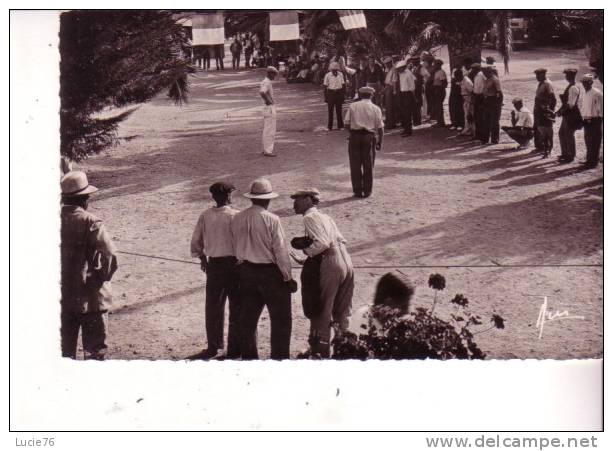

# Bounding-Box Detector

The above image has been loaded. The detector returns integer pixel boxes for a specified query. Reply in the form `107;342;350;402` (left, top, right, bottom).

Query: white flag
192;13;225;45
337;10;367;30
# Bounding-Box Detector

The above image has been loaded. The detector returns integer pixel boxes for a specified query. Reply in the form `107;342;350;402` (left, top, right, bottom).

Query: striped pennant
337;10;367;30
269;11;299;41
192;13;225;45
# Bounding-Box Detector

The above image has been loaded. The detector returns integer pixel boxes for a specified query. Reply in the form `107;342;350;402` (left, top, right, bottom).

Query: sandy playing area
77;47;602;360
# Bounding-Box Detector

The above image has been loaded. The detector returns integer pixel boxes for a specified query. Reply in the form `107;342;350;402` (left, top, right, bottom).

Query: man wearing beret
579;74;604;168
190;181;240;360
231;178;298;359
556;68;582;163
60;171;118;359
323;61;346;130
260;66;279;157
291;189;354;357
533;68;557;157
344;86;384;198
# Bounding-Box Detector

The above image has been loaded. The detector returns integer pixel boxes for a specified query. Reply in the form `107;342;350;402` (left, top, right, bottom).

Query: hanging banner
192;13;225;45
269;11;300;41
337;10;367;30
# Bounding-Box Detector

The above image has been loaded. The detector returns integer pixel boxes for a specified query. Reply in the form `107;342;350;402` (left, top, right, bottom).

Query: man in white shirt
190;182;240;360
556;68;582;163
432;59;448;127
470;63;486;140
323;62;346;130
344;86;385;198
291;189;354;358
396;60;417;137
259;66;279;157
502;98;535;149
579;74;604;168
231;178;298;359
460;73;474;136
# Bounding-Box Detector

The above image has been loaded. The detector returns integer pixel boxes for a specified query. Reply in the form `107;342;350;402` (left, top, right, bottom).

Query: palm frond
495;12;512;74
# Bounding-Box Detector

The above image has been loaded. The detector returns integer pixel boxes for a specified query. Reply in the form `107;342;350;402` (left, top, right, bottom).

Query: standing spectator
231;178;297;360
502;98;534;149
190;182;240;360
382;57;399;129
533;68;557;157
579;74;603;168
323;62;346;130
449;68;465;131
363;56;385;106
214;43;225;70
432;59;448;127
243;33;253;68
459;69;474;136
556;68;582;163
396;60;417;137
421;52;435;120
471;63;486;141
291;189;354;358
259;66;279;157
344;86;384;198
60;171;118;360
481;66;503;144
230;36;242;70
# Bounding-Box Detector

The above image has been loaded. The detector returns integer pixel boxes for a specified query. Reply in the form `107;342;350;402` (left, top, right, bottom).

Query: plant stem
431;290;438;313
473;325;495;335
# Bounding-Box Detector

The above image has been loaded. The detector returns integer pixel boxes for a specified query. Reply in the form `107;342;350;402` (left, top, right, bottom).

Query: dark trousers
238;263;292;360
384;86;397;128
399;91;417;134
473;95;484;140
326;90;344;129
584;118;603;166
232;53;241;70
558;117;577;161
482;96;501;143
433;86;446;125
348;131;376;196
205;256;240;357
61;305;108;359
425;81;434;117
244;52;252;67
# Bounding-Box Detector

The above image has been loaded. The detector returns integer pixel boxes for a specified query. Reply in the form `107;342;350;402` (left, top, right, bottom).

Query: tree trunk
446;31;484;70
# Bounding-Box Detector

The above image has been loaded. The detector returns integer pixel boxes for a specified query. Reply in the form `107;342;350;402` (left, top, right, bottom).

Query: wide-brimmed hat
61;171;98;196
290;188;320;200
243;178;279;199
395;60;407;69
329;62;340;71
210;181;236;196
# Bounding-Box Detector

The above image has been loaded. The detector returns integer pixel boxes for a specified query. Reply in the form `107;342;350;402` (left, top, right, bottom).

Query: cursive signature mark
535;296;585;339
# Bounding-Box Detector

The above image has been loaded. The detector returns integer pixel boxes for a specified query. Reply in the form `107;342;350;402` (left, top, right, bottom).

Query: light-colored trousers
461;96;474;135
262;104;277;154
309;244;354;356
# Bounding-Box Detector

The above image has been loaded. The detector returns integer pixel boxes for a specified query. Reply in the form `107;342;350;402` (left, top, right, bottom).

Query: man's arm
270;218;293;282
259;91;273;105
302;215;331;257
190;213;208;272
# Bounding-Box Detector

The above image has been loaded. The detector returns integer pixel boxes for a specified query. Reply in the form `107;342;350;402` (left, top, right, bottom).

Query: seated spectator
501;97;535;149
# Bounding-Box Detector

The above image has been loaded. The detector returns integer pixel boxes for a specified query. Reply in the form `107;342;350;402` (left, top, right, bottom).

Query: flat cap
485;56;496;64
512;97;523;103
358;86;376;95
563;68;578;74
581;73;594;82
290;188;321;199
534;68;547;74
395;60;407;69
434;58;444;65
209;181;236;195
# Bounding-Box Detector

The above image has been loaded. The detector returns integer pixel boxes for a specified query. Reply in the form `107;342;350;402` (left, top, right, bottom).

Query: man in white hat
291;189;354;357
60;171;118;359
344;86;384;198
579;73;603;168
231;178;297;359
382;56;399;129
396;59;417;137
323;61;346;130
260;66;279;157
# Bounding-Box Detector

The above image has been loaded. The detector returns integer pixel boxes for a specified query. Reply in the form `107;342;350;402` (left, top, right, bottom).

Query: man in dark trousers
533;68;557;157
231;178;298;360
344;86;384;198
323;62;346;130
481;66;503;144
579;74;604;168
190;182;240;360
396;60;417;137
230;36;242;70
60;171;118;360
555;68;581;163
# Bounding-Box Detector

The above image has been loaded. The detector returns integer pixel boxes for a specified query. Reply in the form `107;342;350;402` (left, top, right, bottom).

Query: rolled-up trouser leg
262;105;277;154
82;311;108;360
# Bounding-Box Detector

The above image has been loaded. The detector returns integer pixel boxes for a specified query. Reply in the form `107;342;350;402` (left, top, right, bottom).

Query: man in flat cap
60;171;118;359
383;56;399;129
190;181;240;360
260;66;279;157
556;68;582;163
579;74;604;168
533;68;557;157
481;65;503;144
344;86;384;198
470;63;487;141
323;61;346;130
291;189;354;357
432;59;449;127
231;178;298;359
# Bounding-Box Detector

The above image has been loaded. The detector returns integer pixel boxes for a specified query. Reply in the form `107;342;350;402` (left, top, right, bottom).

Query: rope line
117;250;603;269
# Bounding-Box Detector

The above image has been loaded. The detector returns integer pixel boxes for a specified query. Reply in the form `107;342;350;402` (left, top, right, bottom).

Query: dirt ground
77;47;602;360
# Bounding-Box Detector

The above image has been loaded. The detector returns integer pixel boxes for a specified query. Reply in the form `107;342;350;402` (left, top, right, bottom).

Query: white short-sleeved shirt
579;88;603;119
473;71;486;95
344;99;384;133
398;70;416;92
323;71;345;90
514;106;534;128
259;77;273;102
